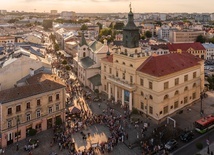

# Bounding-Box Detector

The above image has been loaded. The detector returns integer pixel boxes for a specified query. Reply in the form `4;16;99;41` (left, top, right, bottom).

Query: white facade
202;43;214;60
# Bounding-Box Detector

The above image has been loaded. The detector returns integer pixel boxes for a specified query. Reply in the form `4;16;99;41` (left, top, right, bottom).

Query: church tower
123;3;140;48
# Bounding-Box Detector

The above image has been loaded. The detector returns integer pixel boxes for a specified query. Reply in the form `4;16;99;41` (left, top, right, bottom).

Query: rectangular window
184;96;188;104
16;105;21;113
35;123;41;130
149;106;153;114
36;110;41;118
130;76;133;83
141;102;144;110
7;120;12;128
174;101;179;109
26;114;31;121
49;107;53;114
56;94;60;100
193;72;196;78
48;96;53;102
149;82;153;90
175;78;179;86
109;68;112;74
26;102;30;109
56;104;60;111
140;79;144;86
116;71;118;77
104;66;106;72
122;72;125;80
192;92;196;99
164;82;169;90
163;106;168;114
37;99;41;106
7;108;12;115
15;131;21;138
184;75;188;82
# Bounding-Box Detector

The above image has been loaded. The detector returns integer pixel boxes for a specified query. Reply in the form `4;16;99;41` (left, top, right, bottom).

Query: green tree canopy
196;35;206;43
80;24;88;31
145;31;152;38
42;20;53;30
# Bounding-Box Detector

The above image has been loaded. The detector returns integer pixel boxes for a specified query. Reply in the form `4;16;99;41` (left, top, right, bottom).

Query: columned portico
129;91;132;111
122;89;124;106
108;83;111;99
115;86;117;102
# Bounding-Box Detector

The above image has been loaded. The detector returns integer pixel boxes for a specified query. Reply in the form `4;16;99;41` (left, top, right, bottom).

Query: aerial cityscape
0;1;214;155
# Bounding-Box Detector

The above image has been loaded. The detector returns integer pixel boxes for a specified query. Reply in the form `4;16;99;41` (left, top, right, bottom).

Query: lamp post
16;116;20;151
200;92;204;117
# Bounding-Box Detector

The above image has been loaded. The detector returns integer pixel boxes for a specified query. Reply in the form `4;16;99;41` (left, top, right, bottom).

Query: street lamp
16;116;20;151
200;92;204;117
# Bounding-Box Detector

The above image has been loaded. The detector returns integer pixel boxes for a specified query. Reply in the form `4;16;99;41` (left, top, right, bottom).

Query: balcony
107;75;136;91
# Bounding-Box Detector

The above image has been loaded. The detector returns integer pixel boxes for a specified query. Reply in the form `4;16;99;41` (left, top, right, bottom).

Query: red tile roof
101;55;113;63
137;52;201;77
167;42;206;52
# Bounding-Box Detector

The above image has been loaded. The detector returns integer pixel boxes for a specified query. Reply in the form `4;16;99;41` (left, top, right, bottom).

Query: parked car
93;97;101;102
164;139;178;151
180;131;194;142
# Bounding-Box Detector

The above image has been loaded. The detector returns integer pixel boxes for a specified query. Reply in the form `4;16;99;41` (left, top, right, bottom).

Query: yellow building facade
0;74;66;147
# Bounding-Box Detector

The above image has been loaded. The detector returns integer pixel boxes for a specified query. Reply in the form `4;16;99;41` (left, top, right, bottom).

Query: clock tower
123;3;140;48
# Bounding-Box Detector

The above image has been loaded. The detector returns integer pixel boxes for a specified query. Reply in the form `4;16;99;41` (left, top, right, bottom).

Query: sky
1;0;214;13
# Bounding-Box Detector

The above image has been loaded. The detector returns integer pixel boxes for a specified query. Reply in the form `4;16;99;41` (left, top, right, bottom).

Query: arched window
184;86;188;91
164;94;169;100
123;62;126;65
83;52;86;57
174;90;179;96
130;64;133;67
115;60;118;63
149;95;153;100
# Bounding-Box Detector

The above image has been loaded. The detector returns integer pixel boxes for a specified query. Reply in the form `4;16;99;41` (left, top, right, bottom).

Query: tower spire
129;2;132;12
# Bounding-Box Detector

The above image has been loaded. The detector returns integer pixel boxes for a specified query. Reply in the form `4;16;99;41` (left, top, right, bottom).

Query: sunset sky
1;0;214;13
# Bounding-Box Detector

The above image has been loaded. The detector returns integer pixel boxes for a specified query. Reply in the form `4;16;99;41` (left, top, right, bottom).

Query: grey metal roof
88;74;101;86
80;56;94;69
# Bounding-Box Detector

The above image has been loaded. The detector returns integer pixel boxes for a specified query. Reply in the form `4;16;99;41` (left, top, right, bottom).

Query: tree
196;35;206;43
80;24;88;31
62;60;67;65
42;20;53;30
145;31;152;38
96;22;103;31
207;75;214;90
141;35;145;40
54;43;59;51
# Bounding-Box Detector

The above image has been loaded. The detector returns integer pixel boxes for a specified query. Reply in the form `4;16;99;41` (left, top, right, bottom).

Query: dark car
93;97;101;102
164;139;178;151
180;131;194;142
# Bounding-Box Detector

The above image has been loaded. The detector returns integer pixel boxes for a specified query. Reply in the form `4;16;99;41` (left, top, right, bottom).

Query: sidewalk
197;142;214;155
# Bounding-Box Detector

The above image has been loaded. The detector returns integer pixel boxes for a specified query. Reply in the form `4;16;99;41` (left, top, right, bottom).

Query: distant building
167;42;206;59
169;30;205;43
61;11;76;20
202;43;214;60
160;13;166;21
50;10;58;15
0;10;7;14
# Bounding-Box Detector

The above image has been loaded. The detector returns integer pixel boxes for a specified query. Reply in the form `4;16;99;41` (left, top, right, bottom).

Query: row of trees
196;35;214;44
